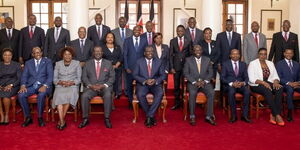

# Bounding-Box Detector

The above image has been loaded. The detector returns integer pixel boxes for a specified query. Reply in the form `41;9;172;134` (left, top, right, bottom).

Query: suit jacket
0;28;20;61
82;58;115;87
44;27;70;62
243;32;267;64
185;27;204;45
19;26;45;61
216;31;241;63
169;36;192;71
101;44;123;65
198;40;220;64
70;39;94;62
152;44;169;72
87;25;111;46
276;59;300;85
111;27;133;50
221;60;249;85
21;57;53;87
141;32;155;46
53;60;82;87
268;32;299;63
123;36;148;71
133;57;166;86
183;56;213;84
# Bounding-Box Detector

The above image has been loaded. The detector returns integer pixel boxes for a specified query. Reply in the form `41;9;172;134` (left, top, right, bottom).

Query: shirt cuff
204;80;209;84
286;82;290;85
229;82;233;86
192;81;196;85
104;84;108;88
165;70;169;74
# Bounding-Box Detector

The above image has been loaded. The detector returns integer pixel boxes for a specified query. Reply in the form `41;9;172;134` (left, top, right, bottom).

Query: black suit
0;28;20;61
268;32;299;63
70;39;94;63
87;25;111;46
43;27;70;62
216;31;241;63
141;32;155;46
18;26;45;62
169;37;192;105
185;28;204;45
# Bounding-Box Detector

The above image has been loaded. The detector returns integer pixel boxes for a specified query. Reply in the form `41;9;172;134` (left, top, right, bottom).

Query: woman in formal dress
102;32;122;99
248;48;284;126
52;47;82;130
0;48;21;125
153;33;169;73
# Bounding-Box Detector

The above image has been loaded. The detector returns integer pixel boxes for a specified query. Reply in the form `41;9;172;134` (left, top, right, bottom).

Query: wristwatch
9;84;13;87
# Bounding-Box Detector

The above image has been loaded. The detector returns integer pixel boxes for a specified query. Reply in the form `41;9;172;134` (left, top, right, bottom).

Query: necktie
254;33;258;48
147;60;151;77
234;62;239;76
36;60;40;72
197;59;201;74
191;29;195;42
96;61;101;80
284;32;288;41
55;28;59;43
121;28;125;41
179;37;183;52
148;33;152;45
288;60;293;74
80;40;84;53
134;37;139;51
29;26;33;39
98;26;101;39
228;32;232;46
8;29;11;40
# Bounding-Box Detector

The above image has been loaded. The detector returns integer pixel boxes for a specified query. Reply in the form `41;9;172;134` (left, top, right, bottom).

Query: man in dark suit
18;47;53;127
87;13;111;46
44;16;70;62
78;46;115;129
123;25;148;107
0;17;20;61
276;49;300;122
221;49;251;123
170;25;192;110
185;17;203;45
141;21;155;46
18;14;45;64
133;46;166;127
216;19;241;65
70;27;94;67
269;20;299;63
183;45;215;126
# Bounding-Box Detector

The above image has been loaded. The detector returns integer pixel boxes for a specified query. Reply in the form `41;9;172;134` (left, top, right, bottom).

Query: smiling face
154;34;162;45
230;49;240;61
188;18;196;28
144;47;154;60
193;45;203;59
258;49;267;61
105;33;114;44
177;26;185;37
204;29;212;40
145;21;153;33
2;50;12;63
32;47;42;60
63;50;73;62
284;49;294;60
95;14;103;25
28;15;37;26
282;20;291;32
54;17;62;27
78;27;86;39
93;46;103;60
251;21;259;33
133;26;141;37
4;17;13;29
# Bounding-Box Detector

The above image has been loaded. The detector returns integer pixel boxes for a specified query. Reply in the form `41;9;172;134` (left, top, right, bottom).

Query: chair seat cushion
90;96;104;104
251;92;264;101
11;95;17;100
186;92;207;104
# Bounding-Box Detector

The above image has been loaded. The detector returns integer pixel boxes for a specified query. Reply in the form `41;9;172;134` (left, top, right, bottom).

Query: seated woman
248;48;284;126
52;47;82;130
0;48;21;125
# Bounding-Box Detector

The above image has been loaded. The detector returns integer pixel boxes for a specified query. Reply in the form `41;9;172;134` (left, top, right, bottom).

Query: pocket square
104;68;108;72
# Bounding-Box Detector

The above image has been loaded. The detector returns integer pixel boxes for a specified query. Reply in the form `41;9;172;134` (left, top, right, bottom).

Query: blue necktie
35;60;40;72
121;28;125;41
134;37;139;51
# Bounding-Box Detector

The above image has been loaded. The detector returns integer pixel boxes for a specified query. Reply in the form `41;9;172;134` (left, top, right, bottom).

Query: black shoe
241;116;252;123
58;122;67;131
128;102;133;110
38;118;45;127
205;117;216;126
229;116;238;123
104;118;112;128
115;95;121;99
2;122;9;125
151;117;157;126
22;117;33;127
78;118;89;128
0;122;4;125
144;117;153;128
287;110;293;122
171;104;181;110
190;118;196;126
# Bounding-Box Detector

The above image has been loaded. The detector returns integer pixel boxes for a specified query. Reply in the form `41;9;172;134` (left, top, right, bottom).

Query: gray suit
243;32;267;64
81;59;115;118
111;27;133;51
44;27;70;62
183;56;214;118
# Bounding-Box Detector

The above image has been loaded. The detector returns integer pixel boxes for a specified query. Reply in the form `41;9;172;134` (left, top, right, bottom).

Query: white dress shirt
155;44;162;58
132;36;140;45
282;31;290;40
6;28;13;37
177;36;184;46
252;32;259;45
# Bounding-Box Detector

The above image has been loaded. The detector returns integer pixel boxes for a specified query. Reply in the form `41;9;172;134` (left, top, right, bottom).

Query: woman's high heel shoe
269;114;276;125
276;116;285;126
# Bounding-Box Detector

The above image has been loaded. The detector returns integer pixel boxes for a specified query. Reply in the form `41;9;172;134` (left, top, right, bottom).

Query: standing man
78;46;115;128
0;17;20;61
269;20;299;63
243;21;267;64
87;13;111;46
141;21;155;46
169;25;192;110
44;16;70;62
70;27;94;67
185;17;203;45
183;45;215;126
221;49;251;123
19;14;45;64
18;47;53;127
123;25;148;108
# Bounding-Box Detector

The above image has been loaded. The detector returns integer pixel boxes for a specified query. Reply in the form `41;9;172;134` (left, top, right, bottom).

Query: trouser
226;86;250;117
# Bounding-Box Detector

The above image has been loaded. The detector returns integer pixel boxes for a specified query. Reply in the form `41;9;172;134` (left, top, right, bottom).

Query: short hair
28;14;36;19
93;46;102;52
95;13;102;19
32;47;42;53
60;46;75;59
193;45;202;51
153;32;163;43
2;48;13;56
103;32;117;46
284;48;294;52
145;46;154;52
226;19;233;23
119;16;127;22
203;27;212;33
177;25;185;30
230;49;240;54
78;26;86;32
188;17;196;21
146;20;152;24
258;47;267;53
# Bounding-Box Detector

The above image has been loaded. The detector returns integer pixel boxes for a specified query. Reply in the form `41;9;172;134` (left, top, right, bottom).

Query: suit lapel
152;45;158;58
192;58;199;74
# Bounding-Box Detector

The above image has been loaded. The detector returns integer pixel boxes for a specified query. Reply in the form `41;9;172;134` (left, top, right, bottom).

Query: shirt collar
226;31;233;34
96;24;102;28
55;26;61;30
231;60;239;64
285;58;292;63
133;36;140;40
194;56;201;61
145;58;153;62
189;27;195;31
177;36;184;40
94;59;102;63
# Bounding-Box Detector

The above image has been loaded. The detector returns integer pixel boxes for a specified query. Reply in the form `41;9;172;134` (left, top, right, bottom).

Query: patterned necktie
80;40;84;53
228;32;232;46
197;59;201;74
288;60;293;74
29;26;33;39
191;29;195;42
134;37;139;51
179;37;183;51
148;33;152;45
147;60;151;77
284;32;288;41
36;60;40;72
96;61;101;80
234;62;239;76
121;28;125;41
254;33;258;48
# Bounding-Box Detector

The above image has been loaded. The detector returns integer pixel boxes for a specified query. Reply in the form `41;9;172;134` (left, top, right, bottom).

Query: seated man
276;49;300;122
221;49;251;123
78;46;115;129
183;45;216;126
133;46;166;128
18;47;53;127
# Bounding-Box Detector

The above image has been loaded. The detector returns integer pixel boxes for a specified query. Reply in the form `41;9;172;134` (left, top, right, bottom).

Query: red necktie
148;33;152;45
179;37;183;52
29;26;33;39
234;62;239;76
191;29;195;41
284;32;288;41
147;60;151;77
96;61;101;80
254;33;258;48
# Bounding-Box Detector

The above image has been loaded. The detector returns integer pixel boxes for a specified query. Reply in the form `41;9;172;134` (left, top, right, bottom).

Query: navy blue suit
276;59;300;110
152;44;169;72
141;32;155;46
221;60;250;117
123;36;148;102
133;57;166;117
18;57;53;118
216;31;241;64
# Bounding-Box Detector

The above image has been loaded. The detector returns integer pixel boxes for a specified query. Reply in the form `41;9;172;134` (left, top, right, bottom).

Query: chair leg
222;96;226;114
74;107;78;122
51;108;55;122
228;105;231;119
132;101;138;123
162;100;167;123
183;95;188;121
256;99;259;119
45;97;49;122
250;96;253;119
12;98;16;122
